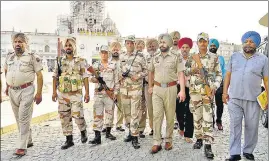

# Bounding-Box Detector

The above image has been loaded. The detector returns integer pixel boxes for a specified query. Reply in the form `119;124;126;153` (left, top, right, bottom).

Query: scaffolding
69;1;105;33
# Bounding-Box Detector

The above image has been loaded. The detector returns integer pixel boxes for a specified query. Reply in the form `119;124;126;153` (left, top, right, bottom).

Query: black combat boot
88;131;101;145
124;125;132;142
193;139;203;149
81;130;88;143
131;136;140;149
204;144;214;159
61;135;74;150
106;127;116;140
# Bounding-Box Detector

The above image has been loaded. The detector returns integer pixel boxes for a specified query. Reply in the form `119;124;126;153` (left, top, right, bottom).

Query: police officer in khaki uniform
89;45;119;145
142;38;159;136
110;42;125;132
120;35;147;149
148;33;186;154
0;66;2;103
52;37;89;150
4;33;43;157
169;31;181;129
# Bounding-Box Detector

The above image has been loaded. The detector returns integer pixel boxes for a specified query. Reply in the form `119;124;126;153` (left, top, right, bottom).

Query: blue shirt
218;55;226;79
226;52;268;101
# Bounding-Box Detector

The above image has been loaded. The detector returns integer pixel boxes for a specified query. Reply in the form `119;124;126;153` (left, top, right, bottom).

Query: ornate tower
70;1;105;34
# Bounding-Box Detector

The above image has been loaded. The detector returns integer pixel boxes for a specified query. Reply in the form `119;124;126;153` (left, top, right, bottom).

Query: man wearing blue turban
209;39;226;131
223;31;268;161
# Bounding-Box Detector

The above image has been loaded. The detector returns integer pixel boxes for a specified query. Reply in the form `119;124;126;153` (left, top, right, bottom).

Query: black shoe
89;131;101;145
204;144;214;159
149;130;153;136
81;130;88;143
116;126;125;132
131;136;140;149
124;134;132;142
61;135;74;150
139;131;145;138
174;123;178;130
225;155;241;161
27;143;34;148
193;139;203;149
106;127;116;140
101;128;107;133
124;129;132;142
243;153;254;160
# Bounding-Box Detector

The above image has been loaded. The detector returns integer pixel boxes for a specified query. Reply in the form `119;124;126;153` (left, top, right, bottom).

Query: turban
178;37;193;49
158;33;173;47
135;40;145;46
110;41;121;50
209;38;220;49
197;32;209;42
63;37;77;55
170;31;181;39
241;31;261;47
146;38;159;48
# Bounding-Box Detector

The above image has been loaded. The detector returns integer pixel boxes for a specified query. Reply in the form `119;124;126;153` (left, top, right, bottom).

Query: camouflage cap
197;32;209;42
125;35;135;42
100;45;109;52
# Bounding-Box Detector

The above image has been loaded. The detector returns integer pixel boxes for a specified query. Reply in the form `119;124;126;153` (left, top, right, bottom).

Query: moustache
65;49;73;54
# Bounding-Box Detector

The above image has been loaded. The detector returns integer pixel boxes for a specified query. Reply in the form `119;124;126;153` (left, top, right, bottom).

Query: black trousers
215;81;224;124
175;85;194;138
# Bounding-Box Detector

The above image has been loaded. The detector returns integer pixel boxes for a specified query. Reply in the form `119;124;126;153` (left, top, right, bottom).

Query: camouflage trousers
121;84;143;137
9;85;34;149
139;84;153;131
189;93;214;144
58;91;87;136
93;94;115;131
115;93;124;127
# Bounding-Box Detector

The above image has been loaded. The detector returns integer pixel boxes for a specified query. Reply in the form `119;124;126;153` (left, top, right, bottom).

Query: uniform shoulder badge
7;52;14;55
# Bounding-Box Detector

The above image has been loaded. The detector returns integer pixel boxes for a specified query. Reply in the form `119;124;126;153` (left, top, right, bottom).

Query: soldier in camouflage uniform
89;45;119;145
143;38;159;136
52;38;89;150
184;32;222;159
135;39;147;138
110;42;126;132
169;31;181;130
120;35;147;149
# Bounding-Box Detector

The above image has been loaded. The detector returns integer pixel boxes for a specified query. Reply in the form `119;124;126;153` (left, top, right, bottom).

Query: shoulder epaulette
7;52;14;55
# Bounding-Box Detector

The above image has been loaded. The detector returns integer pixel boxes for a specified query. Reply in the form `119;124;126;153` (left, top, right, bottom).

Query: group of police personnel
1;30;267;161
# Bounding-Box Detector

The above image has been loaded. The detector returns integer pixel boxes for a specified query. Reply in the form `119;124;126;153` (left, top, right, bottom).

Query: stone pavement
1;103;268;161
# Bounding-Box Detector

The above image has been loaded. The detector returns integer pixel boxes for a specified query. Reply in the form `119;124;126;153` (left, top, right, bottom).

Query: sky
1;1;268;44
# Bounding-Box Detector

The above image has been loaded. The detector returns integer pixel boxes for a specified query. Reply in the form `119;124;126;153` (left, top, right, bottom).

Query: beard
15;46;23;54
160;46;169;52
181;51;189;58
243;46;256;54
112;52;119;57
209;48;217;53
65;49;73;55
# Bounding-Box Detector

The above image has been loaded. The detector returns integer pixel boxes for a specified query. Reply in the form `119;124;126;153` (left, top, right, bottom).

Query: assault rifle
192;54;217;128
87;66;121;112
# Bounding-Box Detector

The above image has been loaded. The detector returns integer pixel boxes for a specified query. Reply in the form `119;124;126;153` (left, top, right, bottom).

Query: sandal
185;137;193;143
